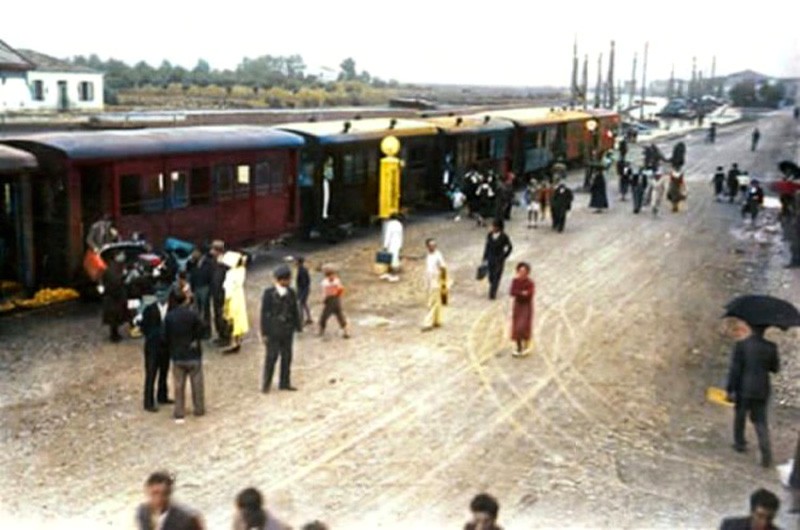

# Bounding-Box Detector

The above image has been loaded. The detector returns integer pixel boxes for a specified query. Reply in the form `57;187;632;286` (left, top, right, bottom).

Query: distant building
0;39;104;113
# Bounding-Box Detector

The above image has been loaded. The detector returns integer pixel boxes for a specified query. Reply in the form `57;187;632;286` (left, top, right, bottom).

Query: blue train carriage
479;107;596;181
423;114;515;200
0;145;38;291
275;118;440;238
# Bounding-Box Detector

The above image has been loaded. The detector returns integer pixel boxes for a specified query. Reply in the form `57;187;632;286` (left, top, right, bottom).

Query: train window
189;167;211;205
235;165;251;199
476;138;491;160
120;174;141;215
407;147;426;164
169;171;189;209
254;160;285;195
214;165;234;201
341;153;355;184
353;151;367;184
367;150;378;179
141;174;165;213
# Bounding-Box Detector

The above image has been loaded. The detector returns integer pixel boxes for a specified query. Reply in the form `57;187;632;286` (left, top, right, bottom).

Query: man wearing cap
209;240;231;346
140;287;174;412
101;251;129;343
260;265;303;392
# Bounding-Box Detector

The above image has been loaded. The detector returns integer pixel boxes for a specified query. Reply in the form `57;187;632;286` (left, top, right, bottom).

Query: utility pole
667;64;675;99
570;36;579;104
639;42;648;120
594;53;603;108
607;40;615;109
698;69;704;96
711;55;717;97
690;56;697;99
629;52;637;108
581;54;589;109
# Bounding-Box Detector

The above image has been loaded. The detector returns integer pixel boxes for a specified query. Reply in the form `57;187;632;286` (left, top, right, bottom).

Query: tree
339;57;357;81
192;59;211;86
758;81;785;108
729;80;757;107
133;61;156;87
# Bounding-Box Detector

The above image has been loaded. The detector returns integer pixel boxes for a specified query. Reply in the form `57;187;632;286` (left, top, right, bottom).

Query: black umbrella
778;160;800;179
724;295;800;330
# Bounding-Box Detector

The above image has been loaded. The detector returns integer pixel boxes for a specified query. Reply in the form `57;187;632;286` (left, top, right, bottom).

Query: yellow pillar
379;136;401;219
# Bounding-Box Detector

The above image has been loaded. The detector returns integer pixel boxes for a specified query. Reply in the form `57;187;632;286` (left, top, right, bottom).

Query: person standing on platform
550;181;574;232
188;247;213;339
422;238;446;331
726;325;779;468
222;253;249;354
260;265;302;393
667;167;687;213
632;168;649;214
589;169;609;213
101;251;128;343
140;287;173;412
383;213;404;275
295;257;312;326
509;262;535;357
651;172;668;216
135;471;204;530
318;264;350;339
482;219;513;300
165;291;205;422
751;127;761;151
712;166;726;202
727;163;742;204
209;240;230;347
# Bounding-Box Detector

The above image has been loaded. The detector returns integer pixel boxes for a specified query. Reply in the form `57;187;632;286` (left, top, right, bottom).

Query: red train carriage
0;145;38;289
583;108;620;154
2;126;304;287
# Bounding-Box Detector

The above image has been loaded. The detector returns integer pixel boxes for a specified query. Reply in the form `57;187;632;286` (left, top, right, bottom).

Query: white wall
0;72;33;111
0;70;104;112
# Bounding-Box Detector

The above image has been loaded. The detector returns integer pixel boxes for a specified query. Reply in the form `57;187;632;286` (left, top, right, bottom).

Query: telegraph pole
594;53;603;108
639;42;648;120
667;64;675;99
570;36;579;104
629;52;637;108
581;54;589;109
690;56;697;99
607;40;615;109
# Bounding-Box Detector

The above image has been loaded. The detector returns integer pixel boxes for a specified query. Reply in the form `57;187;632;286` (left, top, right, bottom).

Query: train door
0;175;29;288
297;147;318;237
57;81;68;112
78;164;113;237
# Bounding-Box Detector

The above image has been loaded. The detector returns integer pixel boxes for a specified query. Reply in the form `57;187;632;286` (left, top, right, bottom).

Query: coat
383;218;404;268
165;306;204;362
260;286;302;339
589;172;609;209
141;302;169;355
510;276;535;341
667;172;687;204
550;185;574;214
483;232;513;267
101;263;128;326
726;334;779;401
136;503;202;530
719;516;778;530
223;266;249;337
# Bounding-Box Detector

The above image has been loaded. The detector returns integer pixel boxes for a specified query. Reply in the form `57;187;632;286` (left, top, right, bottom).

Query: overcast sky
4;0;799;86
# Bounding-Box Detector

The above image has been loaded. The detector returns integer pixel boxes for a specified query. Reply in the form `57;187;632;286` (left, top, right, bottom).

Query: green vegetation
68;54;401;108
729;80;787;108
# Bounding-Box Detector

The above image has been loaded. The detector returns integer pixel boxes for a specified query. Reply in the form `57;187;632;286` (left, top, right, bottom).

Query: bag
83;249;107;281
476;263;488;281
376;250;392;265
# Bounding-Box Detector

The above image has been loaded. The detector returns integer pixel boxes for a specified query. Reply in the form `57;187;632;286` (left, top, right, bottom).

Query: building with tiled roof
0;39;104;112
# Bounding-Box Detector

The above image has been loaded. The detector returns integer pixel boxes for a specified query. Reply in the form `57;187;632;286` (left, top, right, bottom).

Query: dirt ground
1;111;799;529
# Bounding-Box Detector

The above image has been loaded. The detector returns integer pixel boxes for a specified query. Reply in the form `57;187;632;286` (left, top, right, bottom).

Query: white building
0;39;104;113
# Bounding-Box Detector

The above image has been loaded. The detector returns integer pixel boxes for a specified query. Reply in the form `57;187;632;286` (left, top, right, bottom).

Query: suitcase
83;249;107;281
375;250;393;265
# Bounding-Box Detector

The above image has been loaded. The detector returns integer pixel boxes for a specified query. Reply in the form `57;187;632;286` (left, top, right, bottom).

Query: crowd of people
134;469;793;530
88;119;800;527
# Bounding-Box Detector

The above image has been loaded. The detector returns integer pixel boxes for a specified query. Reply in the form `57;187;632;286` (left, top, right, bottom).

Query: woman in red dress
509;262;535;356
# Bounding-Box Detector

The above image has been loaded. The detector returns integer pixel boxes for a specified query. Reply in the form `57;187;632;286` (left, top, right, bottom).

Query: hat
274;264;291;280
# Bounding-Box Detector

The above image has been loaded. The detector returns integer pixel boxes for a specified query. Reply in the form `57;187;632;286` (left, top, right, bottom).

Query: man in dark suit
140;288;174;412
726;325;780;467
188;247;214;339
165;291;205;421
209;240;230;346
135;471;204;530
261;265;302;393
719;488;780;530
